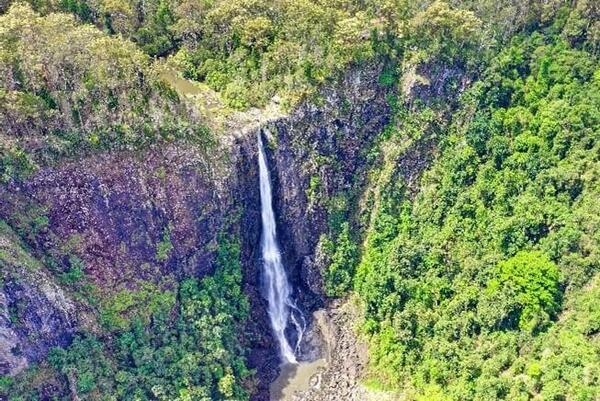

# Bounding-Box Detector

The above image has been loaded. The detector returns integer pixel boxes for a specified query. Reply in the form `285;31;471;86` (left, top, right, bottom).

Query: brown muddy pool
270;359;328;401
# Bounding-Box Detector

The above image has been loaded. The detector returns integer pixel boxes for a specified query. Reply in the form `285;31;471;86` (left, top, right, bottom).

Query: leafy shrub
155;226;173;262
323;222;359;297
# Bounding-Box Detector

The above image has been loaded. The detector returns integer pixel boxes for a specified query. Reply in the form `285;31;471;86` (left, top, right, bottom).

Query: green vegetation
0;219;43;271
7;0;597;111
1;0;377;109
322;222;359;297
58;256;85;285
99;281;175;331
484;251;560;332
330;12;600;400
306;175;322;206
0;3;209;183
1;0;599;400
155;226;174;262
5;236;251;401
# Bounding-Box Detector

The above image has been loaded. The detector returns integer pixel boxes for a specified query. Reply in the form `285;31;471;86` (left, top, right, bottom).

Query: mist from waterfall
257;133;306;365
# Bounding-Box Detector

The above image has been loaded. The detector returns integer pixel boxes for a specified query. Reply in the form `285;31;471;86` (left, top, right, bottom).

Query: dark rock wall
0;144;235;286
264;62;392;306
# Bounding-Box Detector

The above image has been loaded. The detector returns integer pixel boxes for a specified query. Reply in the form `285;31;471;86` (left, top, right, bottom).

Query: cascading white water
257;133;306;365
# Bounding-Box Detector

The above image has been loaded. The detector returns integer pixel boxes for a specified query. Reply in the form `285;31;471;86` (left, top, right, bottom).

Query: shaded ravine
0;57;463;401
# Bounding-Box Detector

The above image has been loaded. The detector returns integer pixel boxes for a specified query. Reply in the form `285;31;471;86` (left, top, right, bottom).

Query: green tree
483;250;560;332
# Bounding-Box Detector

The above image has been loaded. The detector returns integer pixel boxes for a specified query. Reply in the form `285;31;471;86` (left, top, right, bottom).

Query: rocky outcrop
283;300;369;401
0;223;77;376
401;60;470;110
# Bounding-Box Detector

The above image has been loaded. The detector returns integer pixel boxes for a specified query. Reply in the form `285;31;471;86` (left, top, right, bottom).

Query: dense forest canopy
2;0;598;110
1;0;599;400
350;34;600;400
318;3;600;400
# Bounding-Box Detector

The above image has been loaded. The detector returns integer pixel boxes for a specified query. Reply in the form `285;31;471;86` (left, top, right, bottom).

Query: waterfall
257;133;306;365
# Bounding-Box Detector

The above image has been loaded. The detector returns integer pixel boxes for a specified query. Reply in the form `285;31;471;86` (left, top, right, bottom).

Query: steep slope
330;14;600;401
0;5;396;397
0;221;78;377
1;1;599;401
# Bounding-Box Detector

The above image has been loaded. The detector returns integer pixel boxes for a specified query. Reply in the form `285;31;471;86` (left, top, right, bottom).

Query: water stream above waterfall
257;133;306;365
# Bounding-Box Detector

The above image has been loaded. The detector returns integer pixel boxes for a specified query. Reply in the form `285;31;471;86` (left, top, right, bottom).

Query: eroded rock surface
0;224;77;376
272;300;371;401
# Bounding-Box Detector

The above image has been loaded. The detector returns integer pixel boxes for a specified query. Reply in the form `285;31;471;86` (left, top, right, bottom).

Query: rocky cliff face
0;143;234;285
0;56;460;399
0;222;77;377
0;136;265;375
261;58;467;305
264;62;392;305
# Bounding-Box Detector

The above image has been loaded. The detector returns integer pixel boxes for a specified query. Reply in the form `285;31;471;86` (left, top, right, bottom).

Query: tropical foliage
326;13;600;400
3;237;250;401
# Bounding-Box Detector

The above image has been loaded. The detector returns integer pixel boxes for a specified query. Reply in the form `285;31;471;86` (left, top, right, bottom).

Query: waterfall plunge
257;133;306;365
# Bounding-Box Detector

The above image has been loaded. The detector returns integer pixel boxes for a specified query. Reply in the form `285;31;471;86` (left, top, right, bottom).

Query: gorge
1;2;599;401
